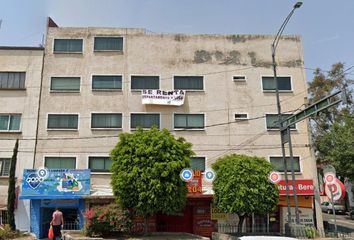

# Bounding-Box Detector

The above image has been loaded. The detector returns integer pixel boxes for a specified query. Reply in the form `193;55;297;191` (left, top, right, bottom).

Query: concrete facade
0;47;44;230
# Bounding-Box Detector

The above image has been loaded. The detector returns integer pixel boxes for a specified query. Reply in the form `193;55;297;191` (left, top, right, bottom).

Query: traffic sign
325;179;346;201
203;169;216;182
180;168;193;182
324;173;336;184
269;171;282;184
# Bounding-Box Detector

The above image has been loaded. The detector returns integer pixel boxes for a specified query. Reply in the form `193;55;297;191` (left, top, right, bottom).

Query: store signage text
142;89;185;106
277;180;314;196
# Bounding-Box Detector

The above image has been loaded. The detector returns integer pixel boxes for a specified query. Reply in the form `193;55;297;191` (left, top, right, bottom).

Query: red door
156;206;193;233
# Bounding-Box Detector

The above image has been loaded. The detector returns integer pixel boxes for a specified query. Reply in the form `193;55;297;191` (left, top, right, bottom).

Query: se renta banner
20;169;91;199
142;89;185;106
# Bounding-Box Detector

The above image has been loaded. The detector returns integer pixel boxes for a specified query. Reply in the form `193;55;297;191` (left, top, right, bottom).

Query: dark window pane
190;157;205;171
54;39;83;53
0;72;26;89
89;157;112;172
94;37;123;51
174;114;204;129
91;113;122;128
45;157;76;169
92;75;122;90
270;157;300;172
131;76;159;90
48;114;78;129
0;159;11;176
51;77;80;91
0;114;21;131
174;76;203;90
262;76;291;91
131;114;160;129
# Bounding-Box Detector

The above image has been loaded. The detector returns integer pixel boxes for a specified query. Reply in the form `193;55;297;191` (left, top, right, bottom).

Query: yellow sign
210;205;227;220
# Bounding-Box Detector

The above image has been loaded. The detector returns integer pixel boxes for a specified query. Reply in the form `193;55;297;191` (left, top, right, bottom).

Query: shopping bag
48;225;54;239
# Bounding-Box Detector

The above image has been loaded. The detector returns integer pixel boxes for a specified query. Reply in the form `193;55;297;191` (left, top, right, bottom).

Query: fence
63;221;80;230
0;210;8;225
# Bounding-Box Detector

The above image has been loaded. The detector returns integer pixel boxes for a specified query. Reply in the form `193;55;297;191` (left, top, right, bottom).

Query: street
322;212;354;232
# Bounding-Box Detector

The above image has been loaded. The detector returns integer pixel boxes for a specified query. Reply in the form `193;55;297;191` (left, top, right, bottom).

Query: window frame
130;74;160;91
0;72;26;90
0;159;11;176
268;155;301;174
261;75;293;92
44;156;77;169
91;74;123;91
49;76;81;92
234;113;249;120
232;75;247;82
53;38;84;54
90;112;123;130
0;114;21;132
173;113;206;130
173;75;205;91
47;113;80;131
93;36;124;52
265;113;297;130
190;156;207;172
130;112;161;130
88;156;113;174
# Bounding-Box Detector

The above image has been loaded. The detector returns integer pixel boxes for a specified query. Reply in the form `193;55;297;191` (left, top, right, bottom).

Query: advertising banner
187;170;202;194
142;89;185;106
277;179;314;196
20;169;90;199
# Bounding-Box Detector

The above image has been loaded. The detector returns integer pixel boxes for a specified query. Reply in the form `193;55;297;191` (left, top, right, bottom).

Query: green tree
212;154;278;233
7;139;18;231
110;127;193;233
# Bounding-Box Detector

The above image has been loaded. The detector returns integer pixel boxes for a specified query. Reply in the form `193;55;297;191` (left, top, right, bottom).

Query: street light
271;2;303;226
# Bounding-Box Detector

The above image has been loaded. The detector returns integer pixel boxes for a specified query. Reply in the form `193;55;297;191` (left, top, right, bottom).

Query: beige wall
36;27;314;188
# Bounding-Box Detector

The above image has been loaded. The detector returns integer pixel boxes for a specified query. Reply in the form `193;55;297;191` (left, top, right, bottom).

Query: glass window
262;76;292;91
270;156;300;172
0;159;11;176
47;114;78;130
174;76;204;90
45;157;76;169
51;77;80;92
54;39;83;53
190;157;206;171
91;113;122;129
234;113;248;120
89;157;112;172
131;76;159;90
94;37;123;51
131;113;160;129
0;114;21;131
0;72;25;89
266;114;295;129
174;114;204;129
92;75;122;90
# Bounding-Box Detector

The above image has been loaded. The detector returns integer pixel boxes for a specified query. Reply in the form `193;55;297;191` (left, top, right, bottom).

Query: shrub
84;203;131;237
0;225;20;240
304;226;318;239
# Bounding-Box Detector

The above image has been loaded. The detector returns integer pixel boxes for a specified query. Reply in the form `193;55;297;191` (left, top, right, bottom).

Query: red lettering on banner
277;180;314;196
187;170;202;194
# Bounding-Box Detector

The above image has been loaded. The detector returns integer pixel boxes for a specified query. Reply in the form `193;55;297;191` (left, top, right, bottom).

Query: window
0;159;10;176
131;76;159;90
0;210;8;225
94;37;123;51
0;114;21;131
174;76;204;90
54;39;83;53
0;72;25;89
45;157;76;169
131;113;160;129
92;75;122;90
190;157;206;171
262;76;292;91
234;113;248;120
47;114;79;130
270;156;300;173
174;114;205;129
50;77;80;92
91;113;122;129
89;157;112;172
266;114;295;129
233;75;246;82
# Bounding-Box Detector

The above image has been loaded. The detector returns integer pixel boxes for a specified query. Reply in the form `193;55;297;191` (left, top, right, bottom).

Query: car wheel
327;209;331;214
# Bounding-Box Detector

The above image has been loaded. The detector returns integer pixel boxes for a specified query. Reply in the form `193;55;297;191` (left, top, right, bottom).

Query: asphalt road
322;212;354;232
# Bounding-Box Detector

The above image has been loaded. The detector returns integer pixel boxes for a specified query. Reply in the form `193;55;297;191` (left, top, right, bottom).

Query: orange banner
278;196;313;208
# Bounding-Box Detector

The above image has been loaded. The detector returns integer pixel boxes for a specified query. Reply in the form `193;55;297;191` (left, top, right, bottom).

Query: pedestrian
50;208;64;240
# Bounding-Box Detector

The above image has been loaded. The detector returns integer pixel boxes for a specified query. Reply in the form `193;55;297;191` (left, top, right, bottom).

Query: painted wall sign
142;89;185;106
325;178;346;201
20;169;91;199
210;204;227;220
281;207;314;230
277;179;314;196
187;170;202;194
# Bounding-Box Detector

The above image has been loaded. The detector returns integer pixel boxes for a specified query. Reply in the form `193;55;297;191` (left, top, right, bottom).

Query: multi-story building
10;18;322;238
0;46;44;230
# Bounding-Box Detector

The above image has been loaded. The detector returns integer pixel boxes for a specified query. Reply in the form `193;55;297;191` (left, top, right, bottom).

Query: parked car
321;201;346;214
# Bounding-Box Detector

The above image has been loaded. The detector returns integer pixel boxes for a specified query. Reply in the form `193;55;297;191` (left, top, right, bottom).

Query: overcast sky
1;0;354;80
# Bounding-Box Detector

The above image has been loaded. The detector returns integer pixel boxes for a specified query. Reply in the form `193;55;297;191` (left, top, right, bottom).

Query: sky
0;0;354;80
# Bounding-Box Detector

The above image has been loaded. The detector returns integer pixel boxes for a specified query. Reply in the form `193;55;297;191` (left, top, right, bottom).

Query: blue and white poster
20;169;91;199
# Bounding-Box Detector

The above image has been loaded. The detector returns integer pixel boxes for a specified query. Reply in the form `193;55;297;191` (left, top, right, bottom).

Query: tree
110;127;193;233
212;154;278;233
7;139;18;231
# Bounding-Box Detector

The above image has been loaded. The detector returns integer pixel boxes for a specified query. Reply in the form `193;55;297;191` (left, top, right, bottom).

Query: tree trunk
238;214;245;233
7;139;18;231
143;215;149;235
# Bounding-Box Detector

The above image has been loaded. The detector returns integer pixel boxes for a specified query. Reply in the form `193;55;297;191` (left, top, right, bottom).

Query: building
8;18;322;238
0;46;44;230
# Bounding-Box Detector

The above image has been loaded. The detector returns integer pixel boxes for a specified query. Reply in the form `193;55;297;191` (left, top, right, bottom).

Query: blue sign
180;168;194;182
203;169;216;182
20;169;91;199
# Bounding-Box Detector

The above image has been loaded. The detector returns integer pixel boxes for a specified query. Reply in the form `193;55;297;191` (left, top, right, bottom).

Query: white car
238;237;297;240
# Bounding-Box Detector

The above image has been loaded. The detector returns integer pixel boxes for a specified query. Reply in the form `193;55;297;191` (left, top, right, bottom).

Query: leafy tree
7;139;18;231
212;154;278;233
110;127;193;233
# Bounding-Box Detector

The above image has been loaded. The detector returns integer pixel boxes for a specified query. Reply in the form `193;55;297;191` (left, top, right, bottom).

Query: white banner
142;89;185;106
